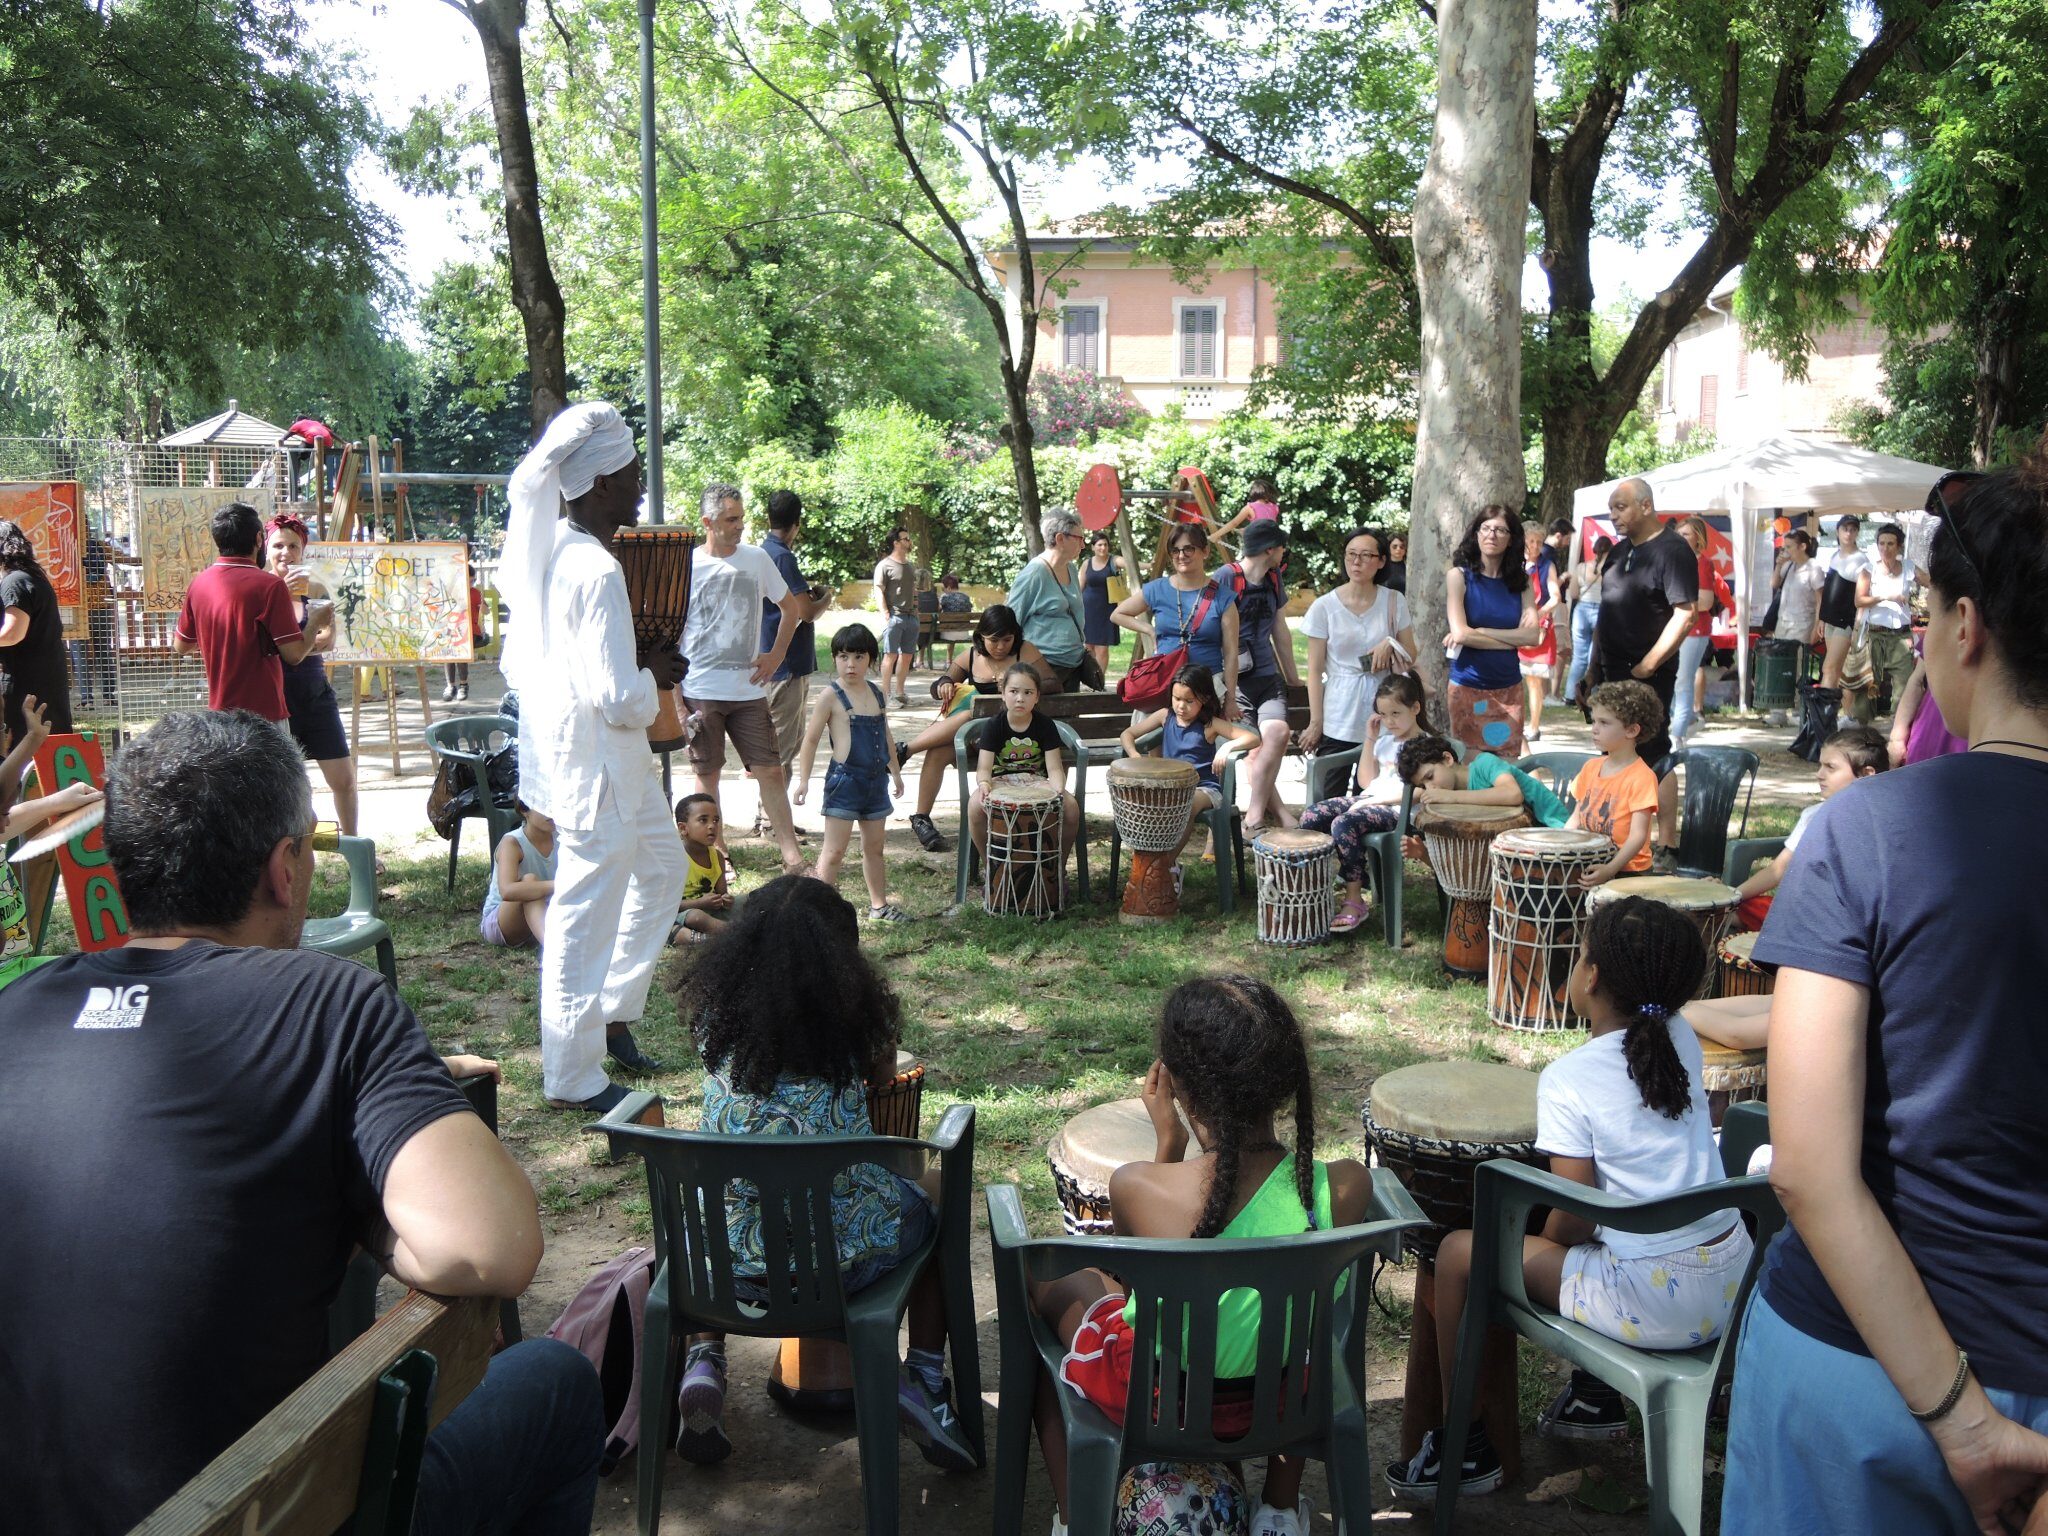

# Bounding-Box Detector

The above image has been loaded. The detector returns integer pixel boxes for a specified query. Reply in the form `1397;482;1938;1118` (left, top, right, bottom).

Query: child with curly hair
1565;680;1666;885
664;876;973;1469
1388;897;1752;1498
1031;975;1374;1536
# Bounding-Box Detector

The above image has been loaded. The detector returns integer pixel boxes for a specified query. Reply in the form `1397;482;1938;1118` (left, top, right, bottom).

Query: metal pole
639;0;664;523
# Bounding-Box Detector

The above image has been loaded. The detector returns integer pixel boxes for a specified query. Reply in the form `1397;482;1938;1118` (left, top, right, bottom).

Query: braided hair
1581;897;1705;1120
1157;974;1317;1239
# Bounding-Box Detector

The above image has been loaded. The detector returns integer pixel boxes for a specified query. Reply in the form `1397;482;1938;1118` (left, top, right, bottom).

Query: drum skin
1362;1062;1543;1262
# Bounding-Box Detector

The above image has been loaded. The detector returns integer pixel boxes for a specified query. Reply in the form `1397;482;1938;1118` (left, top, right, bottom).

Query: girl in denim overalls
795;623;911;922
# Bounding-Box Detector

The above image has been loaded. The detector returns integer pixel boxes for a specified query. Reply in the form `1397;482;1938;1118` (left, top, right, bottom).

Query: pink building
986;231;1287;422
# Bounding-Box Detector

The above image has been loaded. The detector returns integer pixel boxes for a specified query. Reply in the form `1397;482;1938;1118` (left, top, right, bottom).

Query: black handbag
1818;570;1859;630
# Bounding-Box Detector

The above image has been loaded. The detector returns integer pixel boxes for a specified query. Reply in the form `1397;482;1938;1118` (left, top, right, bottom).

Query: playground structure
1075;463;1236;577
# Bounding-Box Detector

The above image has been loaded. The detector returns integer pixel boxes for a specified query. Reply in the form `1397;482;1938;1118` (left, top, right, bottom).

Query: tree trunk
1407;0;1539;705
1538;405;1620;531
463;0;569;440
999;361;1044;556
1973;280;2025;469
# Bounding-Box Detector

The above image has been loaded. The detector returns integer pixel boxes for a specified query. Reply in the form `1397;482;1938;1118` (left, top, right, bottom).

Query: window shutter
1180;305;1218;377
1063;307;1099;373
1700;375;1719;434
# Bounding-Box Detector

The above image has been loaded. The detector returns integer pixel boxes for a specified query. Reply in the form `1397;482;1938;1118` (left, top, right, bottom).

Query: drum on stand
1699;1041;1768;1128
769;1050;927;1413
1716;931;1774;998
1048;1099;1200;1235
612;528;697;751
1586;876;1741;999
1486;829;1614;1032
984;779;1064;920
1108;757;1199;925
1415;804;1530;978
1363;1061;1543;1481
1253;829;1336;946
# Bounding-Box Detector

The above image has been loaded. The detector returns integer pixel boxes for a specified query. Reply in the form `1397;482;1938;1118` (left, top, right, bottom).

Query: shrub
1028;366;1136;446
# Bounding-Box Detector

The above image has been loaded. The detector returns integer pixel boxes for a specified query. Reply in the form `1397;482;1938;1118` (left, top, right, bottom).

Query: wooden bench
920;606;983;667
135;1291;497;1536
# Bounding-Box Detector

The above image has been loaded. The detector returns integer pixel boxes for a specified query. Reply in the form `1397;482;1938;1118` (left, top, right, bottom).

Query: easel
342;660;436;778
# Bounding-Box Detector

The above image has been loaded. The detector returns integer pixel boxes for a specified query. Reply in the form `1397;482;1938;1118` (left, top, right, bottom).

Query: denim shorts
732;1176;937;1302
822;762;892;823
882;612;921;656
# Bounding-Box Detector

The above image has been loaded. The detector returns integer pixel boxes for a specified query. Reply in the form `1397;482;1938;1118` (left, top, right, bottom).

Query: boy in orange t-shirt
1567;680;1664;885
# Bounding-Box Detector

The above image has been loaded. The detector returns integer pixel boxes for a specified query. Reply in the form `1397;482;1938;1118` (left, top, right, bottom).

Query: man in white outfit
502;404;688;1111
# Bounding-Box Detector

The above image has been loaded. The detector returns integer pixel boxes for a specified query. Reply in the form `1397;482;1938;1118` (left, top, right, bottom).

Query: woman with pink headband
263;513;358;835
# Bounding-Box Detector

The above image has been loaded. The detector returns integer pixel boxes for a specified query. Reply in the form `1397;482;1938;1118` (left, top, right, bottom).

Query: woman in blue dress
1080;532;1123;680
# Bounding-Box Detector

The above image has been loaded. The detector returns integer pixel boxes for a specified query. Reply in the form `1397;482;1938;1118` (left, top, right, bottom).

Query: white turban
500;403;639;692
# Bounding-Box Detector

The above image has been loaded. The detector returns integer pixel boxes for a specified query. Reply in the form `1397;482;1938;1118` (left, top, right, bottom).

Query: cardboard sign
304;541;474;663
28;732;129;952
0;481;83;629
137;486;271;612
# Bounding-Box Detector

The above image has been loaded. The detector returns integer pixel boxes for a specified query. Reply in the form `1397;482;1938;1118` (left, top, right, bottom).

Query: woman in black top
1081;532;1124;679
897;605;1048;852
0;519;73;746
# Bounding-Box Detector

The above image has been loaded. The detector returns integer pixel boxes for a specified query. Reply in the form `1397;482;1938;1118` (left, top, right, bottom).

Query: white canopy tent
1572;434;1955;707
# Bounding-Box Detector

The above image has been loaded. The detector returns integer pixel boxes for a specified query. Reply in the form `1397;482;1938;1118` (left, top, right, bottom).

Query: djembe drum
1363;1060;1543;1478
1253;829;1336;946
984;779;1063;919
1048;1099;1200;1235
1716;931;1774;998
1415;803;1530;978
612;527;697;751
1108;757;1199;924
1486;828;1614;1032
1698;1040;1768;1128
865;1049;927;1139
1587;876;1740;998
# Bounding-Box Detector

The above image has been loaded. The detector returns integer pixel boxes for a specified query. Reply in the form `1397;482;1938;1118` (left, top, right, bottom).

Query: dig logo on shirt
73;984;150;1030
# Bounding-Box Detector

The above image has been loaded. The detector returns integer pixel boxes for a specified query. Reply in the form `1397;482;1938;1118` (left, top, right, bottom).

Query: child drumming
968;662;1080;866
1298;672;1432;933
1562;680;1664;886
1116;662;1258;876
1732;724;1887;931
670;793;732;943
1388;898;1753;1497
666;876;975;1468
481;799;556;948
1032;976;1374;1536
794;624;911;924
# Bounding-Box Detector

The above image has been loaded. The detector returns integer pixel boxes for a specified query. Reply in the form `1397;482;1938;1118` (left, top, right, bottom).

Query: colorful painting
0;482;83;629
304;541;474;664
28;732;129;953
137;486;270;612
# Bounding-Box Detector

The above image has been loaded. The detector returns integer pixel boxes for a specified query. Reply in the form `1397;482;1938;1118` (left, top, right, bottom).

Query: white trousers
541;777;687;1102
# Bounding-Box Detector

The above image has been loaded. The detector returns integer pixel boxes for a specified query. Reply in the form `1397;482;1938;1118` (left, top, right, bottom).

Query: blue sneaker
897;1366;976;1471
675;1342;732;1465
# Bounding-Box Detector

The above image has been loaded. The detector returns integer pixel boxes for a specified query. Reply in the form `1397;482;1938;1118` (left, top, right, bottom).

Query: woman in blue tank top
1444;505;1539;758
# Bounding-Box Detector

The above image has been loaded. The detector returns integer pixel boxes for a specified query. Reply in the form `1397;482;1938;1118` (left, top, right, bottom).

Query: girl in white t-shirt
1388;895;1753;1499
1297;673;1429;934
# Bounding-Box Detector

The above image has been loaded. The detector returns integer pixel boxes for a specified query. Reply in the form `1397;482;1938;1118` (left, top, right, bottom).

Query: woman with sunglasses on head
1722;446;2048;1534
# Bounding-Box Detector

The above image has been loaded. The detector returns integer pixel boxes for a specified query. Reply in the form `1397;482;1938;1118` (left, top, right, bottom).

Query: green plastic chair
987;1170;1427;1536
1722;836;1786;889
1303;742;1365;804
1514;750;1595;809
302;834;397;988
1354;737;1460;948
599;1093;985;1536
1664;746;1759;881
1434;1105;1783;1536
422;714;520;891
951;715;1093;908
1102;728;1251;917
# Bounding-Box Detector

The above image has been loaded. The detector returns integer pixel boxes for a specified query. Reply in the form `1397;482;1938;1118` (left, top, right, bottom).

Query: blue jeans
1722;1291;2048;1535
1565;602;1599;703
1670;632;1712;743
412;1338;604;1536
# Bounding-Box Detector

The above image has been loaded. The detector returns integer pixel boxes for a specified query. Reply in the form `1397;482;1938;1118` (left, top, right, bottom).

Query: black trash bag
1789;683;1840;763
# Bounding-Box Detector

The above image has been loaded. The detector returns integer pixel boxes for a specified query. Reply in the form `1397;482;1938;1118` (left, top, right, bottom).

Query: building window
1700;375;1719;435
1060;304;1102;374
1178;303;1220;378
1661;345;1677;409
1735;339;1749;394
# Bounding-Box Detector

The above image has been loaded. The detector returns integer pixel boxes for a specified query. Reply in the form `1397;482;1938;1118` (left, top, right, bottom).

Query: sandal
1331;896;1370;934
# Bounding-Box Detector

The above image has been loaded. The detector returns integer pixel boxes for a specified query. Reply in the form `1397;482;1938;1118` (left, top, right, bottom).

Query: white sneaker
1250;1495;1312;1536
1049;1519;1068;1536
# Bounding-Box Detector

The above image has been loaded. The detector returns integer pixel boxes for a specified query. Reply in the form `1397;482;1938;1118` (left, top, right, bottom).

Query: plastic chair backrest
425;713;516;762
1670;746;1759;876
607;1123;938;1337
1719;1101;1770;1181
1515;750;1594;804
337;835;379;920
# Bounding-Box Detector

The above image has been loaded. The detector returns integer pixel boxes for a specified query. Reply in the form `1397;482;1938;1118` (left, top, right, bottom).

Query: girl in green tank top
1030;976;1374;1536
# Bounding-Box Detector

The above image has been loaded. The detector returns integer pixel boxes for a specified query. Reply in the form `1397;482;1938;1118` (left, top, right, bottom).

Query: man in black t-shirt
1592;477;1696;864
0;712;602;1533
0;517;74;744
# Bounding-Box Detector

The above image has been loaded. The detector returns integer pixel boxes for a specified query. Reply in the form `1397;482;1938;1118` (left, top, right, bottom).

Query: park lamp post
639;0;665;523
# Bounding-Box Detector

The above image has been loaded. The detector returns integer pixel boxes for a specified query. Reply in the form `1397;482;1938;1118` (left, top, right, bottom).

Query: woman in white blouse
1298;528;1416;761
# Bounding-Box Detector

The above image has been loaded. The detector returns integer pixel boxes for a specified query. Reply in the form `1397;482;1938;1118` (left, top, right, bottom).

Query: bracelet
1909;1350;1971;1423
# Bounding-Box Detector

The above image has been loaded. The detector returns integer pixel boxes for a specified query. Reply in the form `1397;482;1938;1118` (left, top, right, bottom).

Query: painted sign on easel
0;482;83;630
137;486;271;612
28;732;128;952
304;541;474;663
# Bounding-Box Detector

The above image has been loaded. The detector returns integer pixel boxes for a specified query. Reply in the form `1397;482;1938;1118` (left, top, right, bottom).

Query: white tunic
1301;586;1411;743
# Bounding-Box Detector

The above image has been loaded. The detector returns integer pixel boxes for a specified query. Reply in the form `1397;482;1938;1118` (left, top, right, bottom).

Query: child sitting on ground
1388;898;1752;1498
968;662;1080;868
1563;680;1665;886
1032;975;1374;1536
670;793;731;943
1732;724;1888;931
481;799;555;948
1396;730;1574;829
1299;672;1433;933
1116;662;1258;882
795;624;910;924
666;875;975;1469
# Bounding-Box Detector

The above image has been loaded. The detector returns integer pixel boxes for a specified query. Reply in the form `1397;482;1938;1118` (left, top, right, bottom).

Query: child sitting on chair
794;624;910;924
1387;898;1752;1499
670;793;731;943
968;662;1080;867
1032;975;1374;1536
1116;662;1258;882
1562;680;1664;886
481;799;555;948
664;876;975;1469
1396;730;1574;828
1732;724;1887;931
1298;672;1432;934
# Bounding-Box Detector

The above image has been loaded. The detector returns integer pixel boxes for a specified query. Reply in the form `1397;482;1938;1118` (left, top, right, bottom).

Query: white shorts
1194;783;1222;811
1558;1222;1753;1350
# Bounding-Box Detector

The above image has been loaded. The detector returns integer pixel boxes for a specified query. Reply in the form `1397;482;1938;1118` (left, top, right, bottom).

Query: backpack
547;1244;661;1474
426;741;518;840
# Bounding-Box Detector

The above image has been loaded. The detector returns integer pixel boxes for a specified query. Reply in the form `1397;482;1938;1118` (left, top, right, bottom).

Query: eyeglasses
1344;550;1383;562
1171;543;1203;556
1928;471;1987;580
